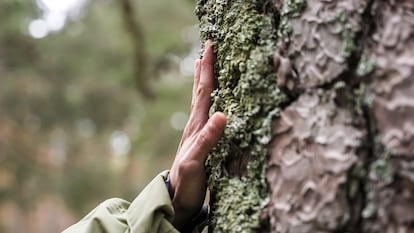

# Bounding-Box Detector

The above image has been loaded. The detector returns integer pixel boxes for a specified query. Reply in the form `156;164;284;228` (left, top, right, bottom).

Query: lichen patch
196;0;287;232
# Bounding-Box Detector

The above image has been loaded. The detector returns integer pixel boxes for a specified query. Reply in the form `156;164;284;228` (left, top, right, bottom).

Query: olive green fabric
63;171;179;233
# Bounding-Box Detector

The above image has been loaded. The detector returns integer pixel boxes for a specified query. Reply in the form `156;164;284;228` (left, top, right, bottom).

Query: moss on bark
196;0;287;232
196;0;414;232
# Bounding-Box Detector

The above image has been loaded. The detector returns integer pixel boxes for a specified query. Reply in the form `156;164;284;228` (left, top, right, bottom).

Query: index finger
193;40;215;120
189;112;227;162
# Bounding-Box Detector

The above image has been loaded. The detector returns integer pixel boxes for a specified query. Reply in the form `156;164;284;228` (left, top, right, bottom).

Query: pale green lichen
362;201;377;219
347;164;366;199
362;151;394;220
196;0;287;232
337;11;359;58
356;56;376;77
354;82;373;109
370;152;393;185
341;27;356;57
277;0;306;39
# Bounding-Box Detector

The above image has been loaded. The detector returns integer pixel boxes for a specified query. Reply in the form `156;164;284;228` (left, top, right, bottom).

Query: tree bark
196;0;414;232
119;0;154;99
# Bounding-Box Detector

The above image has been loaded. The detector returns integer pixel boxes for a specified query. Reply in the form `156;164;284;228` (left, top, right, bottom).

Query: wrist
164;172;174;199
172;202;209;233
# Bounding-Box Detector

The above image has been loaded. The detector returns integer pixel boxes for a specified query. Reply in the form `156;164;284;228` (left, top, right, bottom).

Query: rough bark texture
197;1;287;231
196;0;414;232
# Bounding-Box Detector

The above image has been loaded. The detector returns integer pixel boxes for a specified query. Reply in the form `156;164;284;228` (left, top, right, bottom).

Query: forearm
63;171;178;233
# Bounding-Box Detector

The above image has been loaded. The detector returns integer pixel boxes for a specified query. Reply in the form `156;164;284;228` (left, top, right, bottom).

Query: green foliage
0;0;197;225
0;0;38;68
61;161;115;215
139;0;196;57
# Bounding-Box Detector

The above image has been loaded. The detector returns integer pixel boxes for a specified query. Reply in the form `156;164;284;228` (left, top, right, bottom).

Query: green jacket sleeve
62;171;179;233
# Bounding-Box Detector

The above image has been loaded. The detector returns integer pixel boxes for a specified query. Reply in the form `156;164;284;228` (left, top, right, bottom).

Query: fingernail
205;39;212;49
195;59;201;68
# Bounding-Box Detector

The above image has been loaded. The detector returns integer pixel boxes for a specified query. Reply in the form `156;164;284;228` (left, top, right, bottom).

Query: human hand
168;40;227;230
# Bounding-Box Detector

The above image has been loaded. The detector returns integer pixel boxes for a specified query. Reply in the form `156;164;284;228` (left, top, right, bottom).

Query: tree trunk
119;0;155;99
196;0;414;232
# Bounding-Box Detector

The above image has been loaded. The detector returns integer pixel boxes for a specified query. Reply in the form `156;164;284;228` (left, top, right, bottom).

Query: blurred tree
0;0;127;226
0;0;197;231
0;0;38;69
0;0;44;210
119;0;154;99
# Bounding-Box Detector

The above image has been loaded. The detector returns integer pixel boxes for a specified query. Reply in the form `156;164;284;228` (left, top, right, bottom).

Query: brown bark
196;0;414;232
266;0;414;232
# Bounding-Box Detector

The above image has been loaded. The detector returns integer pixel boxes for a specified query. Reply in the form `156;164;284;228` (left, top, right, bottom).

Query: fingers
199;40;215;107
187;40;215;133
191;59;201;109
201;40;214;80
190;112;227;162
168;40;224;229
192;40;215;120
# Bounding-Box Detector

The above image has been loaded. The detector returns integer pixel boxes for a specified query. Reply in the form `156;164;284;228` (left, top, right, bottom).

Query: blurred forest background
0;0;199;232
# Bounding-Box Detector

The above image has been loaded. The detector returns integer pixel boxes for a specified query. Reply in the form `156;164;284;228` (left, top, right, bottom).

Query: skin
168;40;227;230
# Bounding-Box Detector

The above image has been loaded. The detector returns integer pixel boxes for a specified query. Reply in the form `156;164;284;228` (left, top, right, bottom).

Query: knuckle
201;56;209;67
183;117;198;134
196;86;213;101
197;85;206;96
197;129;212;147
177;160;199;176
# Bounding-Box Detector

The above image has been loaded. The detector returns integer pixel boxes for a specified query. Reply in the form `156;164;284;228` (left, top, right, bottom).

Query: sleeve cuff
126;171;179;233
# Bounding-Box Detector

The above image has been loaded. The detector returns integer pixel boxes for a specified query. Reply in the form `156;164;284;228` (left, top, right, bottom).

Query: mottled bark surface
196;0;414;232
197;1;286;231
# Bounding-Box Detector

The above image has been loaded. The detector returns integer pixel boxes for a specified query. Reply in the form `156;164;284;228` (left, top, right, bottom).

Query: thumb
192;112;226;161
